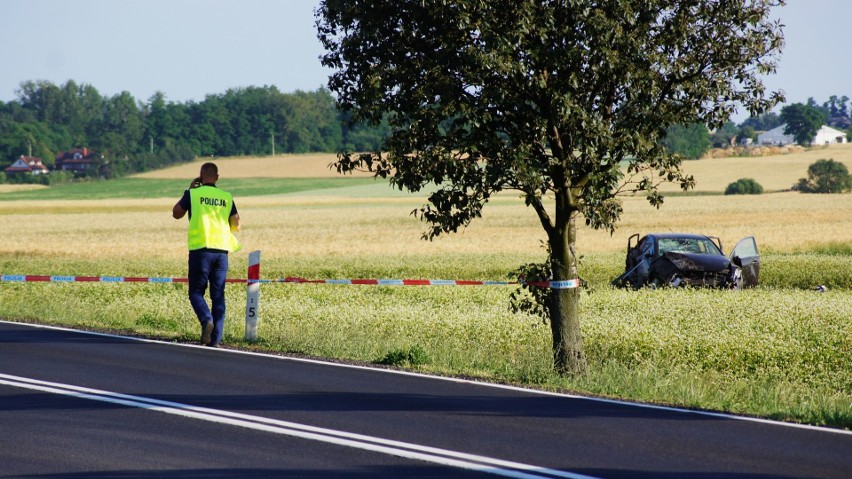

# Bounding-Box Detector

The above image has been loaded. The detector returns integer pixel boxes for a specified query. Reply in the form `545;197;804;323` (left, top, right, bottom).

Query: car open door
730;236;760;288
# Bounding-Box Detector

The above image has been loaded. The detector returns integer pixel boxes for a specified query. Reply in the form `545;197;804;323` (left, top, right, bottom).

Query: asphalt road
1;320;850;478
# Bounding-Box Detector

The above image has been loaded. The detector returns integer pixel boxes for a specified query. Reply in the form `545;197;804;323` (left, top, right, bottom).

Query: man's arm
173;189;191;219
173;202;187;219
229;213;241;232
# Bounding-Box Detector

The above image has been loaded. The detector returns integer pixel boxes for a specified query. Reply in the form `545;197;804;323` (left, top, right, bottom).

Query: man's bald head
200;162;219;183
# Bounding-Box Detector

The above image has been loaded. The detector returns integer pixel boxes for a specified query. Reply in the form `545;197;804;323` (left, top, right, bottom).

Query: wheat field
0;184;46;193
132;153;374;179
3;146;850;267
667;143;852;192
2;190;849;267
134;144;852;192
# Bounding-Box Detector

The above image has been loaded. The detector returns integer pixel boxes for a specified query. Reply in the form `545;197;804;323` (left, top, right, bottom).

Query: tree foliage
663;124;710;160
1;81;388;177
741;112;782;131
795;159;852;193
781;103;827;146
317;0;785;374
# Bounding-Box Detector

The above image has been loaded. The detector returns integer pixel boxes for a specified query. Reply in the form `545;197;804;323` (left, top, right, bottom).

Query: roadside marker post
245;250;261;341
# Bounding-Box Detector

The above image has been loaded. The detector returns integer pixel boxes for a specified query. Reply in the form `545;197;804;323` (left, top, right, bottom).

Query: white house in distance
3;155;49;175
758;124;848;146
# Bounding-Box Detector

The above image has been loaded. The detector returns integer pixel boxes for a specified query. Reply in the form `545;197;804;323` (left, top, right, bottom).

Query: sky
2;0;850;123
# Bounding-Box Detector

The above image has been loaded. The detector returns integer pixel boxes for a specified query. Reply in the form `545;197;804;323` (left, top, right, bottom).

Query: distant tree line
0;80;389;180
3;80;848;180
663;95;852;159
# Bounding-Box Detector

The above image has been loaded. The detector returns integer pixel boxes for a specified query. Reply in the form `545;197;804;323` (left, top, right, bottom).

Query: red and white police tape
2;250;579;341
0;274;580;289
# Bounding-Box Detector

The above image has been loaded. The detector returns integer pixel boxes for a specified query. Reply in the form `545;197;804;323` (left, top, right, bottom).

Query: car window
732;237;759;259
657;238;722;256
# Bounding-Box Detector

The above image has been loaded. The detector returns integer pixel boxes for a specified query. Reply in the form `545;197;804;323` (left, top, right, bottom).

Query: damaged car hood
661;252;731;272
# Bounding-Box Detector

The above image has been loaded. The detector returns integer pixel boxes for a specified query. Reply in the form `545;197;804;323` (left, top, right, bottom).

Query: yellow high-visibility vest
187;186;241;252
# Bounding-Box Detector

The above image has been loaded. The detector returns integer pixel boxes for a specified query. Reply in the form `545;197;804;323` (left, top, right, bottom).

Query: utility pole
150;136;153;154
271;131;275;156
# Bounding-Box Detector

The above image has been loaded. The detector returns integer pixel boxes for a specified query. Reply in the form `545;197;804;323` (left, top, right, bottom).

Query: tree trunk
548;212;588;375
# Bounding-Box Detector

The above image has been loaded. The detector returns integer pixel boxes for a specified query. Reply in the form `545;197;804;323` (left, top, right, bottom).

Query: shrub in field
794;159;852;193
724;178;764;195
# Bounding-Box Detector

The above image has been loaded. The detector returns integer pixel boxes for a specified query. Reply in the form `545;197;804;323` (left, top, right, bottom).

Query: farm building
4;155;49;175
758;124;848;146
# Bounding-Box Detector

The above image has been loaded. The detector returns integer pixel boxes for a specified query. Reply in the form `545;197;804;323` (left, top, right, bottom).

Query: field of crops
1;149;850;428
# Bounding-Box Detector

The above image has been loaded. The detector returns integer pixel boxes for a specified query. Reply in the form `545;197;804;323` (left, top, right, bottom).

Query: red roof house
55;148;97;171
4;155;50;175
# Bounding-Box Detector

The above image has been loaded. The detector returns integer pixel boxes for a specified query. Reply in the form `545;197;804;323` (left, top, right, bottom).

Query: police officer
172;162;241;347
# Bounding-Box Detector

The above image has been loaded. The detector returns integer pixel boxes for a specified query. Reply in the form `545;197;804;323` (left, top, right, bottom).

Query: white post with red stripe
244;250;261;341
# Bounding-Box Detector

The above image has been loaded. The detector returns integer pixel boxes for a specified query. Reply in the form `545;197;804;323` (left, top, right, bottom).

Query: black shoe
201;321;213;346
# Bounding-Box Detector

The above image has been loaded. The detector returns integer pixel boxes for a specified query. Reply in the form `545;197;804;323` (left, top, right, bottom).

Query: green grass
1;251;850;429
806;241;852;256
0;177;380;200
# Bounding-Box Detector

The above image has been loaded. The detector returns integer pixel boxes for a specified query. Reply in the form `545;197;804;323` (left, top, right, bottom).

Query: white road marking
0;373;598;479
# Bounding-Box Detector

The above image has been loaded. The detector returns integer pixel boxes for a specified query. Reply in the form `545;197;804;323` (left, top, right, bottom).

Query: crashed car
611;233;760;289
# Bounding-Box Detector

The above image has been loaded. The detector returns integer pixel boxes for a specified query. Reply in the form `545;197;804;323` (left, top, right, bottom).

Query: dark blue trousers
188;249;228;346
